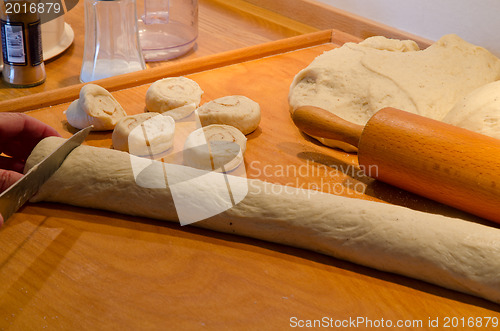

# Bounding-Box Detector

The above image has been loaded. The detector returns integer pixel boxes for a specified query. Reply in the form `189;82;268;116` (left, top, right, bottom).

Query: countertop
2;1;498;330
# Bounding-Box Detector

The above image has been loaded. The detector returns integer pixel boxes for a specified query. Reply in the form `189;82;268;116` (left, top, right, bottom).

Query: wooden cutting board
1;30;499;330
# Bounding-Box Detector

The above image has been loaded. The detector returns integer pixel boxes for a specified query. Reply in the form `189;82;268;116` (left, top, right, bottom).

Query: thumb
0;170;23;227
0;169;23;193
0;169;23;226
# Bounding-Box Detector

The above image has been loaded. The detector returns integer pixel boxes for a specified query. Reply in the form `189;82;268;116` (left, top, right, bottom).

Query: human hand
0;113;60;225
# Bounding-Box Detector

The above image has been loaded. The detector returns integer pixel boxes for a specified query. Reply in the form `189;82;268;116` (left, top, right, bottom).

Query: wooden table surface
2;1;499;330
1;27;500;329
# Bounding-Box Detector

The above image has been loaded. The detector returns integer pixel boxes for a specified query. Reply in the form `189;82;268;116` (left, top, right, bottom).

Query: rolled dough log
25;137;500;304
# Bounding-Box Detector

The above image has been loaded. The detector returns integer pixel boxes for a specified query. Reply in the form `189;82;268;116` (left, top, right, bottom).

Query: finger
0;170;22;225
1;139;32;162
22;113;61;140
0;169;23;193
0;113;60;159
0;113;61;141
0;155;25;173
0;113;59;140
0;113;33;140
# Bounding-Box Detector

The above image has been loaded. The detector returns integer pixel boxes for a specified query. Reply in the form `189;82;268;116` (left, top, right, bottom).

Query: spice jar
0;0;46;87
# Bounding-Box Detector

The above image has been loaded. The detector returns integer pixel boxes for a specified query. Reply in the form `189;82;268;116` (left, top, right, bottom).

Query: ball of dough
145;77;203;120
289;34;500;151
65;84;127;130
112;112;160;152
196;95;261;135
183;124;247;172
443;81;500;140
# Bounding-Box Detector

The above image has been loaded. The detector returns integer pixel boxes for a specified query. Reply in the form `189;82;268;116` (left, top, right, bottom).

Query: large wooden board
1;30;499;330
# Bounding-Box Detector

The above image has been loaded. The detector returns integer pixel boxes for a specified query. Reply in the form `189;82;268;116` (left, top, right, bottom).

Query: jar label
28;20;43;66
1;20;27;66
0;19;43;67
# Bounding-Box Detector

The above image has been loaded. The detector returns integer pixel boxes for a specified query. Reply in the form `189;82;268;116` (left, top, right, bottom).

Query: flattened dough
25;137;500;305
444;80;500;140
289;34;500;150
65;84;127;131
197;95;261;135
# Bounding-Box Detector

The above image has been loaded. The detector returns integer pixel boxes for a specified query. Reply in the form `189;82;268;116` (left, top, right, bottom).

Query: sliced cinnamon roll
196;95;260;135
112;113;175;159
65;84;127;130
183;124;246;172
145;77;204;120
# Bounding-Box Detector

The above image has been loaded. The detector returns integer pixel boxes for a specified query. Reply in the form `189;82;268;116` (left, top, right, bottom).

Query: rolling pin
292;106;500;224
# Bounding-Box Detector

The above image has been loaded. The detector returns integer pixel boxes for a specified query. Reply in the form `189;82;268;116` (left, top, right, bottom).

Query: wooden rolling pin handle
292;106;363;148
359;107;500;224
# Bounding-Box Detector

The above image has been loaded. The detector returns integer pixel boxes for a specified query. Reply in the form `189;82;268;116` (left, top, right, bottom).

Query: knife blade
0;126;92;222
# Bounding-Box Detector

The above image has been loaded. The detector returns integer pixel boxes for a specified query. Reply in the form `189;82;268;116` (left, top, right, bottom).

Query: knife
0;126;92;222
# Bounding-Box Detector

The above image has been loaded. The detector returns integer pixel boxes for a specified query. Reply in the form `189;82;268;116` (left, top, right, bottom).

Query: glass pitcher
80;0;146;82
138;0;198;61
